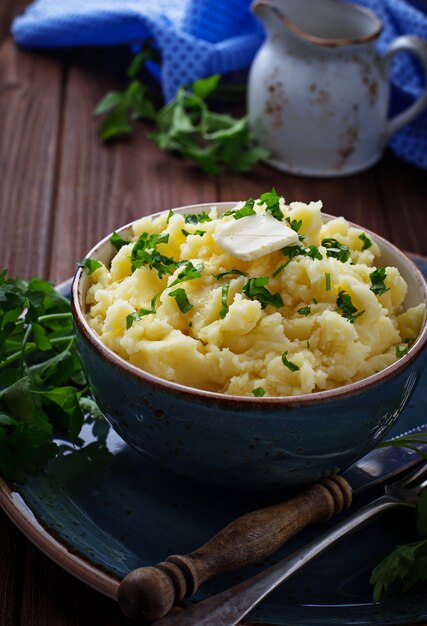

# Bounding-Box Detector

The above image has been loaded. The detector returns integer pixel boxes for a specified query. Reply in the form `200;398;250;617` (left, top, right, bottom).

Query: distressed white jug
248;0;427;176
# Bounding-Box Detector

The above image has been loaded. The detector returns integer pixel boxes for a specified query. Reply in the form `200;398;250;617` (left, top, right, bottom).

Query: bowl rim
72;201;427;406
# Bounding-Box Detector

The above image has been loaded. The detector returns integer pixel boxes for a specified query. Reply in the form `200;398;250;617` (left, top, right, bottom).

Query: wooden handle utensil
118;474;352;622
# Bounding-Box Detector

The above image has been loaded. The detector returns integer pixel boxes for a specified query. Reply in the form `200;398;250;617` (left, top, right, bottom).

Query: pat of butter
214;214;300;261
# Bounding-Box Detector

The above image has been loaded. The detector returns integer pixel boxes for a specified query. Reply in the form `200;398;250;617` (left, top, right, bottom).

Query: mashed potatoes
85;195;425;396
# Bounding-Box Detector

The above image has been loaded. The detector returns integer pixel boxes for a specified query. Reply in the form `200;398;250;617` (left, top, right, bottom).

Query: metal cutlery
154;458;427;625
118;426;427;623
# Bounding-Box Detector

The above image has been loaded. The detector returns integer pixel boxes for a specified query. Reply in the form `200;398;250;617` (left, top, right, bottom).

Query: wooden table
1;3;427;624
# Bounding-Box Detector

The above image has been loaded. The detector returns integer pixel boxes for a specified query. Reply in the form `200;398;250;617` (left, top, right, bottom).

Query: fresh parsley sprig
336;290;364;323
370;268;390;297
243;277;284;309
321;238;351;263
0;272;102;482
94;51;269;175
370;484;427;601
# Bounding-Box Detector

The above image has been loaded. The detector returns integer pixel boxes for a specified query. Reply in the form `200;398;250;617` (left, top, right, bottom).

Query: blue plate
1;257;427;625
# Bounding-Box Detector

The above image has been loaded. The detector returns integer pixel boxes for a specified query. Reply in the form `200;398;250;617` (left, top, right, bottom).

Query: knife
118;426;427;623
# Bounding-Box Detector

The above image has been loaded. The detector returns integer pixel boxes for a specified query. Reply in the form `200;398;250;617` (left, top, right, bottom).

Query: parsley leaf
297;306;311;316
243;277;284;309
95;51;268;174
169;261;203;288
252;387;266;397
0;271;103;482
110;231;131;251
258;188;283;221
166;209;174;224
336;290;364;323
219;284;230;319
359;232;373;250
184;211;212;224
281;351;300;372
181;229;205;237
77;258;103;275
305;246;323;260
370;268;390;296
325;272;331;291
370;487;427;602
321;238;351;263
224;198;256;220
396;343;410;358
126;307;156;330
213;269;248;280
130;232;176;277
169;288;193;313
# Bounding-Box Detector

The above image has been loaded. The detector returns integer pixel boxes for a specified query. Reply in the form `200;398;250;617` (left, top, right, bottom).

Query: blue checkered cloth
12;0;427;169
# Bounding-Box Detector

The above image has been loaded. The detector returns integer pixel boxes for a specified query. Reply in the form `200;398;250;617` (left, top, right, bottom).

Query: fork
154;460;427;626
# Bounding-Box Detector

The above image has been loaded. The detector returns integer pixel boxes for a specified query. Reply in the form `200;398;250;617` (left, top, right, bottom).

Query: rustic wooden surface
1;1;427;624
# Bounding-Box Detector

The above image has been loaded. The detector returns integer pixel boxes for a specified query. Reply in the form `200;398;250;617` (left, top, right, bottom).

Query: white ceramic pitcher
248;0;427;176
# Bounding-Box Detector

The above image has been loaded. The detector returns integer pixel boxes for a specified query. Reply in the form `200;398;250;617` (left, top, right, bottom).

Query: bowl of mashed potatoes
72;193;427;489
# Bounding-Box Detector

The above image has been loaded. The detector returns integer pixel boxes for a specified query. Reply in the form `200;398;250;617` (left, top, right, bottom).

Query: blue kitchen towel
11;0;427;169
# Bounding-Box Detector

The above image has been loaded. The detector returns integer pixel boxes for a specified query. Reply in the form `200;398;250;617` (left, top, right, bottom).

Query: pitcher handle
382;35;427;141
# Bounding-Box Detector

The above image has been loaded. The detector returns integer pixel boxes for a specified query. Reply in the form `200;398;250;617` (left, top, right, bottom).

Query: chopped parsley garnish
258;188;283;221
396;344;409;358
281;351;300;372
225;198;256;220
169;288;192;313
370;268;390;296
286;217;302;233
184;211;212;224
252;387;266;397
77;258;103;275
282;244;304;261
359;232;373;250
321;238;351;263
110;231;131;251
325;273;331;291
298;306;311;316
305;246;323;260
126;307;156;329
272;263;287;278
219;284;230;319
166;209;174;224
243;277;284;309
181;229;205;237
169;261;204;288
131;232;177;277
213;269;248;280
336;290;365;323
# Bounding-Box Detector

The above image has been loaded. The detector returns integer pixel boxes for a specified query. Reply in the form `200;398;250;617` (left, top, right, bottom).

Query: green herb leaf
305;246;323;260
227;198;256;220
396;343;410;358
321;238;351;263
258;188;283;221
297;306;311;316
281;351;300;372
181;229;205;237
184;211;212;224
325;272;331;291
110;231;131;251
192;74;221;100
219;284;230;319
77;258;103;275
252;387;266;397
370;268;390;296
130;232;177;277
282;245;304;261
359;232;373;251
168;288;193;313
126;307;156;329
213;269;248;280
169;261;204;288
272;263;287;278
286;217;303;233
166;209;174;224
336;290;364;323
243;277;284;309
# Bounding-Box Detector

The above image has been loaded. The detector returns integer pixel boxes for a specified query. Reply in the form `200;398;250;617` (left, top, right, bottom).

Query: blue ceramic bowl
72;203;427;489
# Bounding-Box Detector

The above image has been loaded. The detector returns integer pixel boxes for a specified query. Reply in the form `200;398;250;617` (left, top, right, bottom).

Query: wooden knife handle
118;474;352;622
